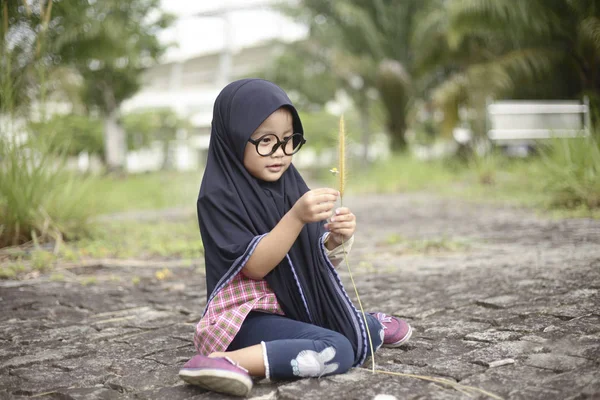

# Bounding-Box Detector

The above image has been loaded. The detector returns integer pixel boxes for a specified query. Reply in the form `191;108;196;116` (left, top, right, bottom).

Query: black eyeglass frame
247;133;307;157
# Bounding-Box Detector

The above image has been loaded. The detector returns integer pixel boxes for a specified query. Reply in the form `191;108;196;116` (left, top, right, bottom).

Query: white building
121;1;306;172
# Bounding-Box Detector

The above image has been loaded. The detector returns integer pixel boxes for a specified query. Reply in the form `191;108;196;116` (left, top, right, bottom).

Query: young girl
179;78;412;397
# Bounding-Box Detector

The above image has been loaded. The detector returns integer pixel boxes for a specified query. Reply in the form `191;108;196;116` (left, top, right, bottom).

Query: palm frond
332;2;385;59
330;51;376;84
431;73;469;110
580;17;600;56
491;47;563;87
411;7;450;71
448;0;564;45
432;47;563;107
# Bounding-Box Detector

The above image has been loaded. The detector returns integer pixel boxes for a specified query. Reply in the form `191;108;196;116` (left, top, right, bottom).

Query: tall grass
540;135;600;209
338;136;600;217
0;3;96;248
0;133;97;248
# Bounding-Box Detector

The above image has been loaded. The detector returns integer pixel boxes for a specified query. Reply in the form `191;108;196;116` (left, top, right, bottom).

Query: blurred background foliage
1;0;599;276
268;0;600;148
1;0;175;250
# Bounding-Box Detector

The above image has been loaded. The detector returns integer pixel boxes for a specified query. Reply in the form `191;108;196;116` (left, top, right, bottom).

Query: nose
272;142;285;158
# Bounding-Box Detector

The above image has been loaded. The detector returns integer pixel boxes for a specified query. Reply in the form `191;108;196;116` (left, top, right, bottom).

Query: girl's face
243;108;294;182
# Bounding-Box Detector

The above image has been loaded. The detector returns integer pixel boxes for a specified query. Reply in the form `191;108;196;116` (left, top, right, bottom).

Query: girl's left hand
324;207;356;246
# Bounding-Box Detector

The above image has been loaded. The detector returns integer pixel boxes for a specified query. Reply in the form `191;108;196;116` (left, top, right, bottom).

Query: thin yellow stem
340;196;376;373
360;369;504;400
332;118;500;400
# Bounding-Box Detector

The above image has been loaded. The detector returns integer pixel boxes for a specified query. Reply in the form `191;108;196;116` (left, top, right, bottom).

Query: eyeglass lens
256;133;303;156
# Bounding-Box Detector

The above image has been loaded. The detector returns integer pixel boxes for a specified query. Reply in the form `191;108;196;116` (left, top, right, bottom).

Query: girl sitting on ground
179;78;412;397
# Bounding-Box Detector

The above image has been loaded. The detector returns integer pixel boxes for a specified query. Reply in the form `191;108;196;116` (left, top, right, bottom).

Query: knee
319;332;354;374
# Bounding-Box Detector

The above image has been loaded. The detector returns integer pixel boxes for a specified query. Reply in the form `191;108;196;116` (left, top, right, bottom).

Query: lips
266;164;284;172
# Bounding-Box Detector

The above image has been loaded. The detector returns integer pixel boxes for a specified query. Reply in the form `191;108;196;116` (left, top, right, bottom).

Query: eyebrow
252;128;293;137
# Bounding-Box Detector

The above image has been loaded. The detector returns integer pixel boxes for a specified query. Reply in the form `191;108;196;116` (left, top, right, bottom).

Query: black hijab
197;78;367;366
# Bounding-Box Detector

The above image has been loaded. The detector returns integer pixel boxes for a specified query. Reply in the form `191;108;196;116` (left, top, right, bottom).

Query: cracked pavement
1;193;599;399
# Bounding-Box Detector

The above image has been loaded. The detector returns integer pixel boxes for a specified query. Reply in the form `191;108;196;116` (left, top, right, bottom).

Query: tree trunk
160;138;170;170
103;108;126;172
388;115;407;152
376;60;411;153
357;95;371;165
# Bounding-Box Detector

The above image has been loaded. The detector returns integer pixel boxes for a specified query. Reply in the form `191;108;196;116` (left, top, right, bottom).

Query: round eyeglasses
247;133;306;157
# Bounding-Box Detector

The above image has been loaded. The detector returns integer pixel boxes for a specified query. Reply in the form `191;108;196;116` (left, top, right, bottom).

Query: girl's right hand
291;188;339;224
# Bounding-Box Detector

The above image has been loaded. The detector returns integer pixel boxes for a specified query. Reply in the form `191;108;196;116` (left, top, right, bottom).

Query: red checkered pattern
194;272;283;355
193;236;354;355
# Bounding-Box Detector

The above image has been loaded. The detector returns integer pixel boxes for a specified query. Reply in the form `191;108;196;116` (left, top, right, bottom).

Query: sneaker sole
382;324;413;348
179;368;253;397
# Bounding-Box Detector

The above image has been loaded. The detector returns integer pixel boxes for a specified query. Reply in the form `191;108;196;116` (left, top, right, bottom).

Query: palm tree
275;0;437;151
422;0;600;134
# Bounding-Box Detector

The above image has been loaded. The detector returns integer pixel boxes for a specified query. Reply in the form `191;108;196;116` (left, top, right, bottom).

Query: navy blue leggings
227;311;384;380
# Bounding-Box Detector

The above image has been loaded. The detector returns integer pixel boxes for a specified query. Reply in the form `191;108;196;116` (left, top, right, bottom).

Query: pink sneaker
178;354;253;397
371;312;413;347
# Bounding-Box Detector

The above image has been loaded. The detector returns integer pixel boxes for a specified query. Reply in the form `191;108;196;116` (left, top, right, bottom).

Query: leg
363;312;385;358
209;344;264;376
224;312;355;380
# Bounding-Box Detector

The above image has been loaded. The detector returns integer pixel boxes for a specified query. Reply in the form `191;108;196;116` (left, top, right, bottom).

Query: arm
242;188;339;280
324;233;355;268
241;209;304;280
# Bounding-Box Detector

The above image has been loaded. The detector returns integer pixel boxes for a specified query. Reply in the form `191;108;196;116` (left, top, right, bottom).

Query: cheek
243;143;253;160
242;145;254;167
243;146;263;173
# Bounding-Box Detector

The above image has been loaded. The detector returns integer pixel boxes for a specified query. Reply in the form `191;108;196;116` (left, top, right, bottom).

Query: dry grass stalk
362;369;504;399
335;115;376;372
333;117;502;399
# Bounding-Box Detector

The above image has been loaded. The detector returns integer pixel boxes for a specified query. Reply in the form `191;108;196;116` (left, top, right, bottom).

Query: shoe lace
375;312;392;330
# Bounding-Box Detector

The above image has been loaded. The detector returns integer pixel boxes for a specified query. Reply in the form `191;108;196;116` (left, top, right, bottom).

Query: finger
330;229;354;238
328;223;355;233
315;211;334;222
333;207;350;215
316;194;338;204
315;202;335;214
330;213;354;222
313;188;340;196
331;220;355;227
329;218;355;227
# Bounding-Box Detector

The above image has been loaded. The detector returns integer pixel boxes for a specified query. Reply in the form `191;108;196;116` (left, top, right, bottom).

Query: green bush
122;108;191;151
29;114;104;157
0;133;97;247
540;135;600;209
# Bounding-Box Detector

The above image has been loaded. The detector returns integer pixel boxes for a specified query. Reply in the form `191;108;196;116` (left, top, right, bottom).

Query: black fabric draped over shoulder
197;78;367;366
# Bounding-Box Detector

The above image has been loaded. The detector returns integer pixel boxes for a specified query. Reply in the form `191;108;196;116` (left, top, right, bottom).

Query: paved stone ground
1;193;599;399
